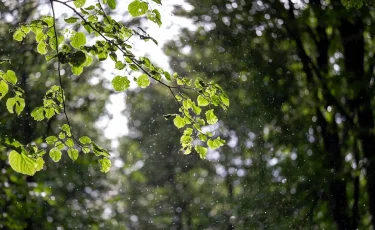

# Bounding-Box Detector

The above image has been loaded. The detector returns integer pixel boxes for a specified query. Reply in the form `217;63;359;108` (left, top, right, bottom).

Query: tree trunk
339;15;375;228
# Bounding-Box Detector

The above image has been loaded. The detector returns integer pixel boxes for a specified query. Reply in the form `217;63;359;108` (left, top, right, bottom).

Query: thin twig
53;0;194;112
49;0;81;145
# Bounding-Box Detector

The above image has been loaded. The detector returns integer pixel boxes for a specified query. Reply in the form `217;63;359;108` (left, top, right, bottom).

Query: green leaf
79;136;92;144
46;136;58;144
115;61;125;70
65;138;75;148
147;9;162;26
164;71;171;81
68;148;79;161
0;80;9;100
31;107;45;121
64;17;79;23
128;0;149;17
192;103;202;115
82;146;91;154
92;143;110;157
74;0;86;8
198;133;207;142
197;95;209;106
98;158;111;173
71;66;83;75
49;148;62;162
207;137;225;150
136;74;150;88
112;76;130;92
220;93;229;107
35;157;44;171
58;132;66;139
6;97;25;115
9;151;37;176
41;16;54;27
194;145;207;159
107;0;116;9
151;0;161;4
4;70;17;85
173;115;185;129
37;42;48;54
13;28;25;42
70;32;86;49
61;124;72;137
55;141;65;150
205;109;218;125
44;107;55;119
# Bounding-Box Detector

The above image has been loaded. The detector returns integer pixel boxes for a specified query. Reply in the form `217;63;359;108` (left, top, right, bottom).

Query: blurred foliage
2;0;375;229
109;0;375;229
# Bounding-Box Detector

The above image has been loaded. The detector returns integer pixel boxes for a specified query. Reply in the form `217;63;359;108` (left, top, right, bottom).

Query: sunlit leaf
46;136;58;144
65;138;74;148
31;107;45;121
68;148;79;161
4;70;17;85
70;32;86;49
197;95;209;106
6;97;25;115
136;74;150;88
205;109;218;125
112;75;130;92
107;0;116;9
128;0;148;17
98;157;111;173
35;157;44;171
79;136;92;145
194;145;207;159
9;151;37;176
74;0;86;8
37;41;48;54
207;137;225;150
174;115;185;129
49;148;62;162
0;80;9;100
64;17;79;23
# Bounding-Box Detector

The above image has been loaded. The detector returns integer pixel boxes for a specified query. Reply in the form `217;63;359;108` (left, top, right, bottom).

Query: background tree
163;0;375;229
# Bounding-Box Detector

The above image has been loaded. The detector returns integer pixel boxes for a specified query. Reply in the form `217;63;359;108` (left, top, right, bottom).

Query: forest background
1;0;375;229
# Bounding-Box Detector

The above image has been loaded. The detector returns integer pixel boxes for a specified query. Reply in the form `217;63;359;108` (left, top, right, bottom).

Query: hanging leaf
205;109;218;125
136;74;150;88
49;148;62;162
107;0;116;9
74;0;86;8
197;95;209;106
207;137;225;150
0;80;9;100
64;17;79;23
9;151;37;176
128;0;148;17
6;97;25;115
46;136;58;144
70;32;86;49
35;157;44;171
173;115;185;129
67;148;79;161
79;136;92;145
4;70;17;85
111;76;130;92
98;157;111;173
31;107;45;121
194;145;207;159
